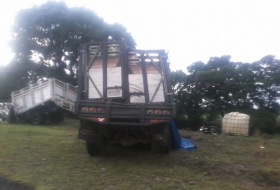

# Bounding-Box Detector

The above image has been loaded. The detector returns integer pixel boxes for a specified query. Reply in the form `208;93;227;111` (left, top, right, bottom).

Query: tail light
155;109;161;114
81;107;105;113
146;109;170;115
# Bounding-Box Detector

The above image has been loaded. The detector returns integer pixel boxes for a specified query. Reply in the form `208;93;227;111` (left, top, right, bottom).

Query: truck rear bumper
76;100;176;126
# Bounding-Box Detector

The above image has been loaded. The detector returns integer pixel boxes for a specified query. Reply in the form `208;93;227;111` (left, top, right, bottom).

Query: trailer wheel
7;106;17;123
31;113;42;125
86;141;102;156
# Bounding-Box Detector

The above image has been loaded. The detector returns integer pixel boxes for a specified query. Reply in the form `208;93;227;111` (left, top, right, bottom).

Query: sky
1;0;280;72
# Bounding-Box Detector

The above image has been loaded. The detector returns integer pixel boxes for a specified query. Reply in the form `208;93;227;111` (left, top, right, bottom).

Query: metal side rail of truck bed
9;78;77;124
76;100;176;126
11;78;77;114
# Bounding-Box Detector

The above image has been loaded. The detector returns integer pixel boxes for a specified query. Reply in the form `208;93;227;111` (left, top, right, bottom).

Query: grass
0;119;280;190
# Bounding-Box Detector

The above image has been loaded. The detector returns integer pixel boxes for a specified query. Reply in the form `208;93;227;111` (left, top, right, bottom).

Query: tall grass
0;119;279;190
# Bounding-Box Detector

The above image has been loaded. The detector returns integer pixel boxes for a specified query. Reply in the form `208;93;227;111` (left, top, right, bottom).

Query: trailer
76;41;176;156
9;78;77;124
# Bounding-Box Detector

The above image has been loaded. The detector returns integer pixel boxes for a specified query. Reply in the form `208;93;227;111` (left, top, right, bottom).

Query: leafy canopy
11;1;135;84
171;55;280;133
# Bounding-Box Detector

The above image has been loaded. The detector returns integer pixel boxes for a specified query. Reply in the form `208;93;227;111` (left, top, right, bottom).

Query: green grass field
0;119;279;190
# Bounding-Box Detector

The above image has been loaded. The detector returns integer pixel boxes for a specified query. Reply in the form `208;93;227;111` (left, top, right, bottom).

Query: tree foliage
3;1;280;134
171;55;280;133
0;61;30;101
11;1;135;85
251;55;280;113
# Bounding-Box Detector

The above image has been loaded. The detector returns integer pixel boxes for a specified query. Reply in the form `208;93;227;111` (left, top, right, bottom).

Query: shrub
250;108;278;134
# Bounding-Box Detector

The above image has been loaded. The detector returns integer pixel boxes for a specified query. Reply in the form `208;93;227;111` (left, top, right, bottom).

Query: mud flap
78;119;100;141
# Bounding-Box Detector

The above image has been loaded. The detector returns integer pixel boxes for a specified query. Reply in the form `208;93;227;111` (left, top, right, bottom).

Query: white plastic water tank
222;112;250;136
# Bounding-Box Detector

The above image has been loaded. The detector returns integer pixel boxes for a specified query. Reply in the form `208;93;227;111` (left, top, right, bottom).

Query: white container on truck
9;78;77;124
76;41;176;156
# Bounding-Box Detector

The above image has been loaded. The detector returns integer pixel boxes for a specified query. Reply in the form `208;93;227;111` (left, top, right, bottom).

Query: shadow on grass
0;175;34;190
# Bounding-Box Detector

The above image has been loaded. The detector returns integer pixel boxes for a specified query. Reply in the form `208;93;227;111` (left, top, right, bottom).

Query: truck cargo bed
11;78;77;114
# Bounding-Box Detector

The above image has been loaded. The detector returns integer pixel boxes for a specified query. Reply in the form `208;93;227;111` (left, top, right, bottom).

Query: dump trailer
9;78;77;124
76;41;176;156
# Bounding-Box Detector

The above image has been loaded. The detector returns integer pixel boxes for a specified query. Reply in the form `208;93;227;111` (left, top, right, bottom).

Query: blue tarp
169;120;197;150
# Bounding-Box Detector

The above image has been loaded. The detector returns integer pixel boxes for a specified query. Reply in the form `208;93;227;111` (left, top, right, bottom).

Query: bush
250;108;278;134
174;114;203;131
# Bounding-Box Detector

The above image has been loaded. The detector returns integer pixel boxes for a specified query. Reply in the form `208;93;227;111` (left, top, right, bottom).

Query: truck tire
151;123;171;154
86;141;102;156
7;106;17;123
31;113;42;125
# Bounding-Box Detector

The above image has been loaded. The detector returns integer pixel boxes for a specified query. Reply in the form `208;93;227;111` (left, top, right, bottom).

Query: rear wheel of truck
86;141;102;156
7;106;17;123
151;122;171;154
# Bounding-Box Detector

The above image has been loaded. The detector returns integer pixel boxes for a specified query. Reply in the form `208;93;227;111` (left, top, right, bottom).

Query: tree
170;69;204;129
172;56;256;129
171;55;280;133
11;1;135;85
170;70;187;95
0;61;30;101
186;56;238;118
187;56;261;117
251;55;280;113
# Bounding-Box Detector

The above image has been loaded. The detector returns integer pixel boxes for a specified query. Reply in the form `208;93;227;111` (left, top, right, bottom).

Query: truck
9;78;77;124
76;41;176;156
